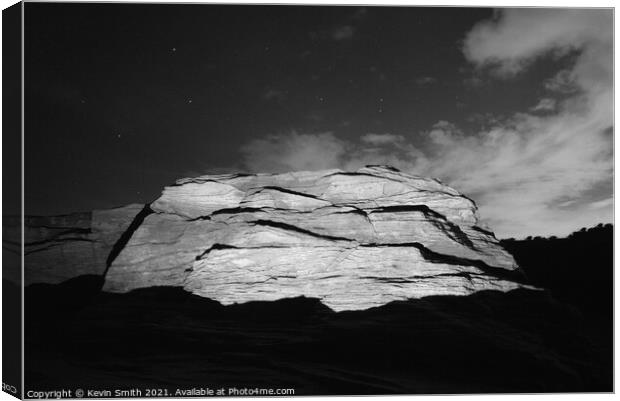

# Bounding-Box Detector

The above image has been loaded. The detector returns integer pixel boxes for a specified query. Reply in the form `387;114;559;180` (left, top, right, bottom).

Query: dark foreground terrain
501;223;613;323
22;225;612;395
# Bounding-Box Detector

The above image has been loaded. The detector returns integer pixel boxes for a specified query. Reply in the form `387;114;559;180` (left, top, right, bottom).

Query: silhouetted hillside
23;279;612;394
20;225;613;395
500;223;613;322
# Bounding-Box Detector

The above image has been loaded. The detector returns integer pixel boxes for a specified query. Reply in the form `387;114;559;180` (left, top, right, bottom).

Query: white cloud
239;132;348;173
411;113;612;238
360;133;405;146
544;69;578;93
462;9;611;79
587;197;614;210
530;98;556;112
445;8;613;237
426;121;464;146
239;130;426;176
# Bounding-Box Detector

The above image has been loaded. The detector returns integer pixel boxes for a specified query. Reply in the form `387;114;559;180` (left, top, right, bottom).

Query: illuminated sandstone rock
103;166;528;311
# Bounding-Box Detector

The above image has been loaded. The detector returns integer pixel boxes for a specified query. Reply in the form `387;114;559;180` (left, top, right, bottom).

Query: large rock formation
99;166;529;311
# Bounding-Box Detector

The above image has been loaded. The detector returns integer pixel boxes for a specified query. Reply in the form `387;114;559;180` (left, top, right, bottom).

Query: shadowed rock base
24;278;611;395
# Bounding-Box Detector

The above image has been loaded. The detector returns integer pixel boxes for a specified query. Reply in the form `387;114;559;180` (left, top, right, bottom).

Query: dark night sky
24;4;613;238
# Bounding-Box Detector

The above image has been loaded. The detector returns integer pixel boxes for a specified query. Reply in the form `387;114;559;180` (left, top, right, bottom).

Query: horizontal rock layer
15;204;145;285
103;166;528;311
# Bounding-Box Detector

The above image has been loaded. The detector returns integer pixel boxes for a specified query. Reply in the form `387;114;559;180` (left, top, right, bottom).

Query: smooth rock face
105;166;527;311
20;204;144;285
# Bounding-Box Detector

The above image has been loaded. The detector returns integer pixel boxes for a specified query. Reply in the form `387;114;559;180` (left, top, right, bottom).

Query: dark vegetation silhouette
21;225;613;394
500;223;613;322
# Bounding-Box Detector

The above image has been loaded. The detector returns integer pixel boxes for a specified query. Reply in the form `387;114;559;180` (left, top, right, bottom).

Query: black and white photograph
1;1;615;398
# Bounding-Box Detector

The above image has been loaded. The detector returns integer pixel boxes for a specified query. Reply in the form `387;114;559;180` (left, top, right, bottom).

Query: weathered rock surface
17;204;145;285
103;166;529;311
